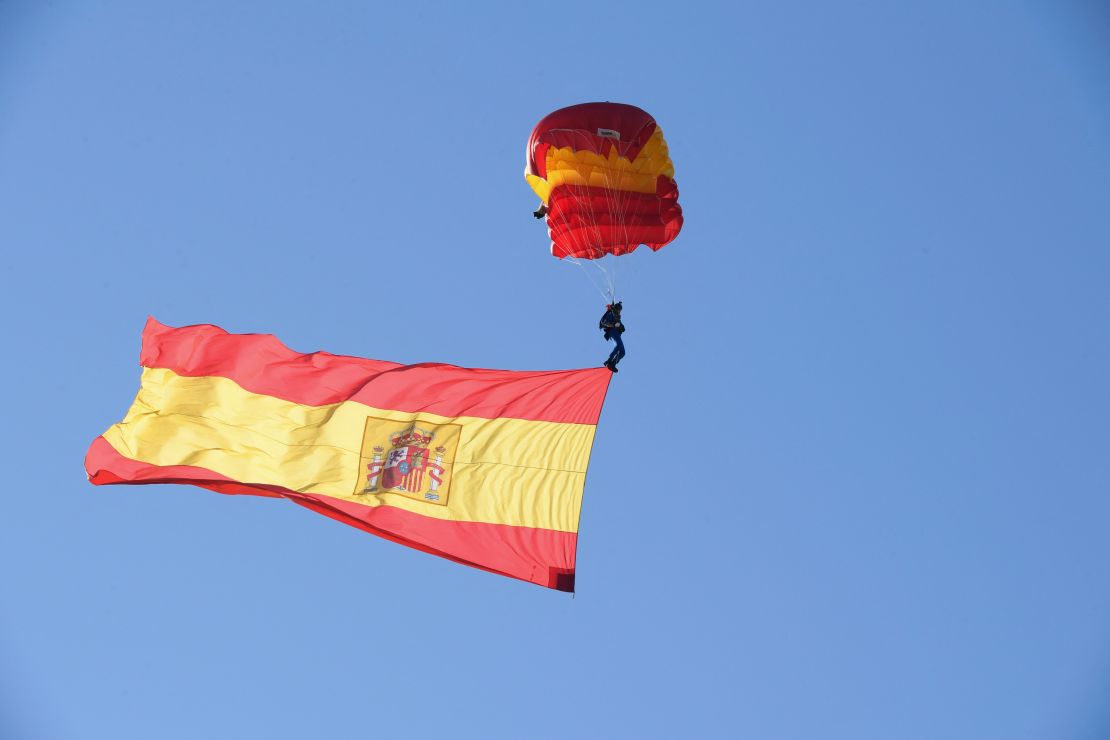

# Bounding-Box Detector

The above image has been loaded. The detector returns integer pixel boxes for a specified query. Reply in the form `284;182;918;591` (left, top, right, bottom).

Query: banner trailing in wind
85;318;611;591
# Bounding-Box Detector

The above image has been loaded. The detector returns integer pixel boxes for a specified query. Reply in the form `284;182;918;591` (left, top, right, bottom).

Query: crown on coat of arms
390;426;434;448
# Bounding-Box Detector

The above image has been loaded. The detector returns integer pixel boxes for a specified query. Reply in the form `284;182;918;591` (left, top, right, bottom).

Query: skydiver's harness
599;309;624;341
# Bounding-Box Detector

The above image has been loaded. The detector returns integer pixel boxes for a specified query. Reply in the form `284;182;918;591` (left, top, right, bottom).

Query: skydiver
599;301;625;373
533;203;548;219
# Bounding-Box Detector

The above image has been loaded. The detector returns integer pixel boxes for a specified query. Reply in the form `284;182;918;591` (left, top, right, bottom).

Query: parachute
525;102;683;267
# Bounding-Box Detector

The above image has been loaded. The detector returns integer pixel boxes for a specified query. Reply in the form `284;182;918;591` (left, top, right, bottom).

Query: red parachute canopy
525;102;683;260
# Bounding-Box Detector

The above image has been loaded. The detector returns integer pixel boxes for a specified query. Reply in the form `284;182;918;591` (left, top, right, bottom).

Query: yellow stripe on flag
102;368;597;532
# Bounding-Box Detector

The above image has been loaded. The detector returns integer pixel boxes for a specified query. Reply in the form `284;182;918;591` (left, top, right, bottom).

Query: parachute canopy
525;102;683;260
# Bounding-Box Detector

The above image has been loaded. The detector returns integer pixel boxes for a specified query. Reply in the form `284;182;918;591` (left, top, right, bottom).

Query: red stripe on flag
85;437;578;591
138;318;609;425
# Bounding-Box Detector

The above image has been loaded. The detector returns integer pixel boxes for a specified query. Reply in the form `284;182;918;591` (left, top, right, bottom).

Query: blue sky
2;2;1109;738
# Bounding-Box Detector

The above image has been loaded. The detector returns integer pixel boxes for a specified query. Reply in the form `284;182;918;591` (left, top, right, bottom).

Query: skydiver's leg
608;334;625;367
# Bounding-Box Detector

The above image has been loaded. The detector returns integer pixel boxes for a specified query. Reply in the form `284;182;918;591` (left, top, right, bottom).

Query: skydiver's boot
604;360;618;373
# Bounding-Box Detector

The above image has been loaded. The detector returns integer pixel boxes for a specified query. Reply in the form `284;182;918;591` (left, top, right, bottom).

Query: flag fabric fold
85;318;611;591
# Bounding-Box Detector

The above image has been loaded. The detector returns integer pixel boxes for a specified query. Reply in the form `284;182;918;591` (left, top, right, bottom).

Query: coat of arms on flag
355;418;461;505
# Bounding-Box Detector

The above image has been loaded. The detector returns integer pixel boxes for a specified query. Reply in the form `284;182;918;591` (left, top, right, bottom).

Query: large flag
85;319;612;591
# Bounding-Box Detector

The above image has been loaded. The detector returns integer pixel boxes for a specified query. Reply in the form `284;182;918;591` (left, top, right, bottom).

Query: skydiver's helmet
611;301;622;313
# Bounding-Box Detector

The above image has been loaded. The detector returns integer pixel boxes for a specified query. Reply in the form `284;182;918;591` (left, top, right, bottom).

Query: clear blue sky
2;2;1109;738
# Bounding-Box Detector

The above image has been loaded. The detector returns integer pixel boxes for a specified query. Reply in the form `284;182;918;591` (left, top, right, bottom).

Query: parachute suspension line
607;124;658;296
592;122;655;303
545;169;613;303
578;128;622;304
560;251;613;303
547;129;618;305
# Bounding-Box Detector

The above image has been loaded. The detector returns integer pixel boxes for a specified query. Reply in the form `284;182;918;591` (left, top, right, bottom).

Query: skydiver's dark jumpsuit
600;307;625;370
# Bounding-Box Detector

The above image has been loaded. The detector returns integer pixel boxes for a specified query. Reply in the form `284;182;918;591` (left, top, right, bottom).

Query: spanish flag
85;319;612;591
